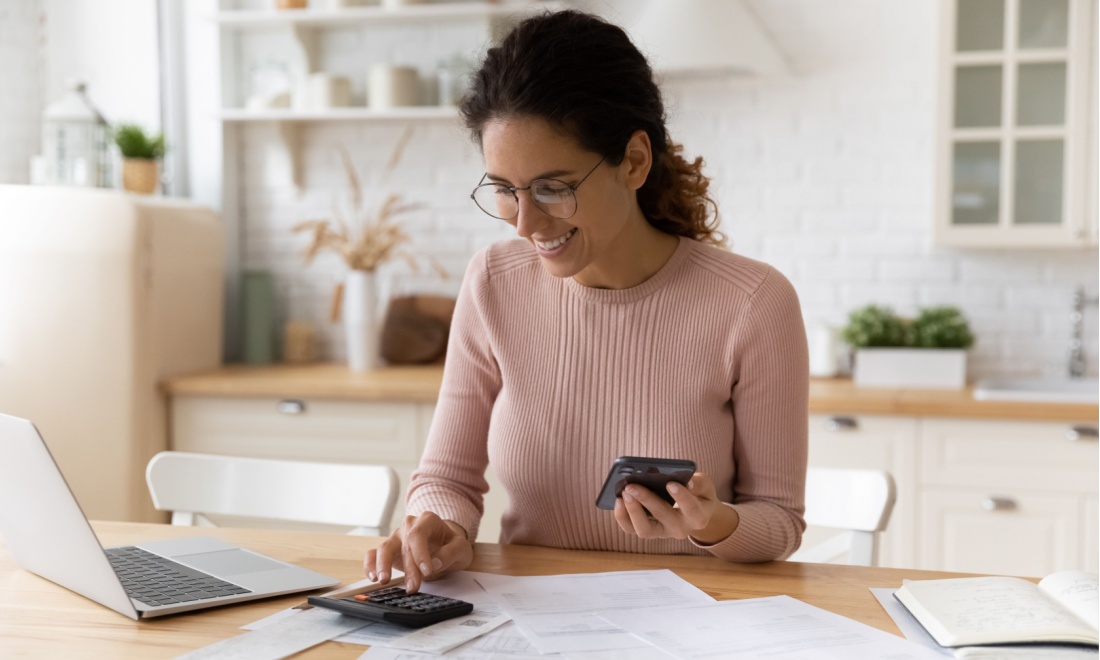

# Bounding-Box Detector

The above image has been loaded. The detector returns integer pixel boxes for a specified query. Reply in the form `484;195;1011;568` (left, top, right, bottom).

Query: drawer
171;395;421;463
919;486;1083;576
921;418;1099;492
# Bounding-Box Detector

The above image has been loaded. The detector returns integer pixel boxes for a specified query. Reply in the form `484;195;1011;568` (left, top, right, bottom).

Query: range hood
624;0;789;77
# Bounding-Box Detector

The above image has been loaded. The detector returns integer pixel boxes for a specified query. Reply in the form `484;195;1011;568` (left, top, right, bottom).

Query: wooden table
0;522;981;658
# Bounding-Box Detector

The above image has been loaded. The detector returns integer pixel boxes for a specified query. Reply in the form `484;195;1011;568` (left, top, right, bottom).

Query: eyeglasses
470;157;606;220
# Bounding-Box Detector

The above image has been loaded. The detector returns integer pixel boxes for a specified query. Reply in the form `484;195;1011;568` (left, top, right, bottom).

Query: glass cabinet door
937;0;1095;247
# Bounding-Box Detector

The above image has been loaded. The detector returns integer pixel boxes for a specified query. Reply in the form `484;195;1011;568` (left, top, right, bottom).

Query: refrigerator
0;185;224;523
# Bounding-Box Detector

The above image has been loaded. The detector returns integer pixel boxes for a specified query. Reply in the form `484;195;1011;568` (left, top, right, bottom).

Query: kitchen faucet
1068;286;1099;378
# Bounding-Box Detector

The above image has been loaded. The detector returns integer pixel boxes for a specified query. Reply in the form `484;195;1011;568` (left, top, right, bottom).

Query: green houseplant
842;304;975;389
113;123;165;194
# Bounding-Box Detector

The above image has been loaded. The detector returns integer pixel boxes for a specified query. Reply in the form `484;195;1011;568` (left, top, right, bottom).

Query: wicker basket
122;159;158;194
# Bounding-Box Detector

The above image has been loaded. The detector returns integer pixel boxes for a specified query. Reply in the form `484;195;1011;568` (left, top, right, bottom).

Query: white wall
0;0;43;184
0;0;161;186
40;0;160;130
228;0;1097;379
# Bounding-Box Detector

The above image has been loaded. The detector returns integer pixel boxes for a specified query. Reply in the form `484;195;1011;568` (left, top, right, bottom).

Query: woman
365;10;809;593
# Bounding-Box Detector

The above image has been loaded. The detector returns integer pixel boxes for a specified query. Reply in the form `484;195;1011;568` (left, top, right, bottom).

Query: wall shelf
219;107;460;121
210;2;549;29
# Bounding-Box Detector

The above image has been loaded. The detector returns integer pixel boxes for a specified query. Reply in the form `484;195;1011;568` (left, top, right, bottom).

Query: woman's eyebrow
485;168;574;183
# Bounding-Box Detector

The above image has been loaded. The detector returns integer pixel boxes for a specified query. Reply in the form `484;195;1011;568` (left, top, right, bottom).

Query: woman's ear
621;129;652;191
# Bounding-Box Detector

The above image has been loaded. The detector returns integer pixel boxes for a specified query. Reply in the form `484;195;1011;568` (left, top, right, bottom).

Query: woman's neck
572;220;680;290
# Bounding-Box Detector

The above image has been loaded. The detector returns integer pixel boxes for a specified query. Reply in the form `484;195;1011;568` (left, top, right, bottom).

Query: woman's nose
514;193;551;238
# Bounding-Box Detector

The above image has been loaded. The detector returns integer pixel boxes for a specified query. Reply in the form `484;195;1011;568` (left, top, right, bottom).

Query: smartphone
595;456;697;511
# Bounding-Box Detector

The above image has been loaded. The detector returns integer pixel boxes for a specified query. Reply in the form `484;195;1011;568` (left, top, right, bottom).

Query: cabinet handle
1065;425;1099;441
981;496;1017;512
277;399;307;415
824;416;859;432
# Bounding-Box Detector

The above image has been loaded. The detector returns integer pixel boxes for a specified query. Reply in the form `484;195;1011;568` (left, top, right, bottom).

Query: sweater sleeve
692;267;809;561
405;248;501;541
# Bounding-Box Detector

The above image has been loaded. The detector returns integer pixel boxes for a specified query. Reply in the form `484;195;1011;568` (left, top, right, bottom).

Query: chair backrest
788;466;896;567
146;452;399;536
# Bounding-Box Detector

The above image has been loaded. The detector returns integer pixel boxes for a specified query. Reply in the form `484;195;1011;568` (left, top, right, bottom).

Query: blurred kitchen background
2;0;1096;376
0;0;1097;577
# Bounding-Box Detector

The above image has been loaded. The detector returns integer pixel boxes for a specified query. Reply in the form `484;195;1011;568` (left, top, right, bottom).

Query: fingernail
431;558;442;570
379;572;388;583
623;491;634;503
367;571;376;581
667;483;680;493
419;562;431;576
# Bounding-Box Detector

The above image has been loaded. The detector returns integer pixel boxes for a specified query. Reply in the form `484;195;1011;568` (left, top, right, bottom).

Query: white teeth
536;228;577;250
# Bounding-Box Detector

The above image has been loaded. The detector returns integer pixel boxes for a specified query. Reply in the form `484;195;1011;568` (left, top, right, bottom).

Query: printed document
473;569;714;654
598;594;946;659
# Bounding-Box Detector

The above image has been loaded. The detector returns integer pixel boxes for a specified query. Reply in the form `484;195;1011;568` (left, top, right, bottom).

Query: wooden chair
145;452;399;536
788;467;897;567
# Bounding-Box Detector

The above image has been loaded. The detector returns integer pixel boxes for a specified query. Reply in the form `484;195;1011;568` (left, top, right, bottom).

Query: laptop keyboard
106;546;252;607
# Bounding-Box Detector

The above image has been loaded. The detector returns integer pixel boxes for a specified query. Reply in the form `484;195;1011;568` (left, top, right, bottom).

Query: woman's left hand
612;473;740;545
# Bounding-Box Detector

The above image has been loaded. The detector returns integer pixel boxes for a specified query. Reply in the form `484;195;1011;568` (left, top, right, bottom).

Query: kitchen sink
973;378;1100;404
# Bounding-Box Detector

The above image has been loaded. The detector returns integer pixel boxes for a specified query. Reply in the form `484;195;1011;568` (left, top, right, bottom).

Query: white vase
343;270;386;372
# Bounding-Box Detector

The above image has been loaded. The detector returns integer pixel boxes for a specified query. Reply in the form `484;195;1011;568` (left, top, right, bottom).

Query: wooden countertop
162;363;1099;422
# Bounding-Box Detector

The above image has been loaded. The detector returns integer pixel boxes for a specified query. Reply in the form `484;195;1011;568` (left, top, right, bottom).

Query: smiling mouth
534;228;577;251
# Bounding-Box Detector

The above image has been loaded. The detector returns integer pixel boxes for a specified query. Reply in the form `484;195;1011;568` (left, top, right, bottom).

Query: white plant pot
853;348;968;389
343;270;384;373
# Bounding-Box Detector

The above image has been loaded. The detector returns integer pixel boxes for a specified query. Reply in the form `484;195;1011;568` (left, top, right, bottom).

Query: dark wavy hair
459;10;725;247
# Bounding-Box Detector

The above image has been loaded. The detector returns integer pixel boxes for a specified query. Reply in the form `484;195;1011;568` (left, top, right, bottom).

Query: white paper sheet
181;606;371;660
358;620;674;660
598;594;946;659
472;569;714;654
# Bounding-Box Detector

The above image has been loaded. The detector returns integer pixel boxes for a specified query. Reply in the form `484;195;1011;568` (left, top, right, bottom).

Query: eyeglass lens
472;179;577;220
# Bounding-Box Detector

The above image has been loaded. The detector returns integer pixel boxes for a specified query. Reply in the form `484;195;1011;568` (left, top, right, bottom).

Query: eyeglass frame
469;156;607;220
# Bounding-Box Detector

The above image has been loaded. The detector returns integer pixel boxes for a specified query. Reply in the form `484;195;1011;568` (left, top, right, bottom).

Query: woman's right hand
363;511;474;593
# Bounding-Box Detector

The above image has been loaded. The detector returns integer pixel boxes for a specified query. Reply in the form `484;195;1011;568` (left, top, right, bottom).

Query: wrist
690;504;739;545
444;519;471;543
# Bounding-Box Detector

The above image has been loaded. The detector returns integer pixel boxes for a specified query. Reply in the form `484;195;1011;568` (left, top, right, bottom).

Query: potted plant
842;304;974;389
113;123;165;194
292;127;445;372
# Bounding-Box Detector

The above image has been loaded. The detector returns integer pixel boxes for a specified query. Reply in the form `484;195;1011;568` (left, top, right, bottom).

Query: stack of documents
232;569;948;659
358;569;942;659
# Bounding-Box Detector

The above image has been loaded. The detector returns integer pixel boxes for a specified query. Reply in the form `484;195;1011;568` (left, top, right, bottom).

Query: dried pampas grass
292;127;446;278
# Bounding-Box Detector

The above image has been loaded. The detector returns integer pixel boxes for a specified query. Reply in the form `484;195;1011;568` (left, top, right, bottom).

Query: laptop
0;413;340;619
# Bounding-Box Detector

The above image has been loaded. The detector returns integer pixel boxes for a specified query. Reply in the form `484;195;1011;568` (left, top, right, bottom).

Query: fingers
366;529;406;584
401;512;471;593
665;480;711;531
621;486;675;539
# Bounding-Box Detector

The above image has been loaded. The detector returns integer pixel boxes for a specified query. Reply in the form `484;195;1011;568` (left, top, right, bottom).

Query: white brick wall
0;0;43;184
181;0;1100;379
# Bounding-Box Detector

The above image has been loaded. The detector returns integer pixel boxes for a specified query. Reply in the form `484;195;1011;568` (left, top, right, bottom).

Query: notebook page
1039;571;1100;631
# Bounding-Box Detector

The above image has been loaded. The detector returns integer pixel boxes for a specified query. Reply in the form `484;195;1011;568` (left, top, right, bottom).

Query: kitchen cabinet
917;417;1098;576
934;0;1098;247
165;367;1099;574
807;412;1098;575
170;394;509;542
807;414;919;568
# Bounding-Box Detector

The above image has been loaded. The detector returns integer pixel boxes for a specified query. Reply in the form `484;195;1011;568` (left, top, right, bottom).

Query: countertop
161;363;1100;422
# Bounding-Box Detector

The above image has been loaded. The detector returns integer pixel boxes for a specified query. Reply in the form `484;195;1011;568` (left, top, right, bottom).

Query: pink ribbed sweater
407;236;809;562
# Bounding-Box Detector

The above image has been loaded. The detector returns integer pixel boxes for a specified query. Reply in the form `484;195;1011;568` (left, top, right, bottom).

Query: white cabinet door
919;417;1098;575
935;0;1097;247
807;414;919;568
920;488;1082;576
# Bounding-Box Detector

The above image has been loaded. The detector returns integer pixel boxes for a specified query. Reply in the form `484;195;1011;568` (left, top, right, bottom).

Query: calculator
307;586;474;628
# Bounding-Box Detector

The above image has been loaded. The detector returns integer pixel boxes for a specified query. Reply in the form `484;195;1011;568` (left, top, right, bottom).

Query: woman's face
480;115;649;283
